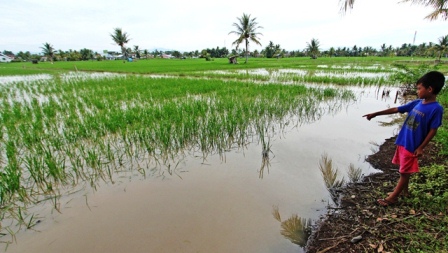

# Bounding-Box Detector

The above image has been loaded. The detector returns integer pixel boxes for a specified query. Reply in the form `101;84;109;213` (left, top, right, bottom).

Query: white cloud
0;0;446;54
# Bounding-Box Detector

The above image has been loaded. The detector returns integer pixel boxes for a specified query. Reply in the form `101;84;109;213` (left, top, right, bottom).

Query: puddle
6;85;400;253
0;74;53;86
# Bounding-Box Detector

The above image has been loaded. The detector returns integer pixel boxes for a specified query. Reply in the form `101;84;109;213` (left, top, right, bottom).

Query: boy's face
416;83;432;99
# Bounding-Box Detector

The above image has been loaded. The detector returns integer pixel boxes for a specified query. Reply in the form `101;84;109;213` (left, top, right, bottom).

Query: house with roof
0;53;12;63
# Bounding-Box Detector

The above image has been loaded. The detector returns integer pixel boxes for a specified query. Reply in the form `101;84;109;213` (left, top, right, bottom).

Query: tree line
3;36;447;63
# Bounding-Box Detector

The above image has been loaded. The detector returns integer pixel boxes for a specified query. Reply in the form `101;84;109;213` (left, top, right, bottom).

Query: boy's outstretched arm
363;107;399;121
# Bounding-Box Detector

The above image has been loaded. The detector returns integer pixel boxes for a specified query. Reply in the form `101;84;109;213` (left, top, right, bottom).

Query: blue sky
1;0;446;54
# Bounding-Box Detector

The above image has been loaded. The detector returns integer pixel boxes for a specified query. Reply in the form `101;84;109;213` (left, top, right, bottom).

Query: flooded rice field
1;72;401;252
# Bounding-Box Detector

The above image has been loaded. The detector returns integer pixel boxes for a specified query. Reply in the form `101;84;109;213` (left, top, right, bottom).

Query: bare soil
306;136;447;253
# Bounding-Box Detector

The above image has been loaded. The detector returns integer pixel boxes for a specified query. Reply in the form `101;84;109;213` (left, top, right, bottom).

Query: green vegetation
110;28;131;62
340;0;448;21
306;38;320;59
40;42;55;64
2;56;447;76
228;13;263;63
0;57;447;252
0;64;355;239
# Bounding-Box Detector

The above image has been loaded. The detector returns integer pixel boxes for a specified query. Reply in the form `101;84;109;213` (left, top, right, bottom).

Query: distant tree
16;51;31;61
134;45;141;59
351;45;358;56
329;47;336;57
80;48;93;61
264;41;275;58
143;49;149;59
57;50;66;61
110;28;131;62
172;50;181;58
434;34;448;61
2;50;14;56
41;42;55;63
339;0;447;21
67;49;81;61
126;47;132;58
306;38;320;59
229;13;263;63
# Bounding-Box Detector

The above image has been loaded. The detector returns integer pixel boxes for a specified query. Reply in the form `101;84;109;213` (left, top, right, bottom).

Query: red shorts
392;145;419;174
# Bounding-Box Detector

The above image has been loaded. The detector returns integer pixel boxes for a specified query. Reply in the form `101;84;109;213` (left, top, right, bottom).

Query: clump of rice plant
319;153;345;189
347;163;363;183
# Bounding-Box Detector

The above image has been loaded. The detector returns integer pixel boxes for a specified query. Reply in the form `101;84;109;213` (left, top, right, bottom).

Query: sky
1;0;446;54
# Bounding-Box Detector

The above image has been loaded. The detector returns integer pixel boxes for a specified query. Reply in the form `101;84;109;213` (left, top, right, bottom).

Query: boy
363;71;445;206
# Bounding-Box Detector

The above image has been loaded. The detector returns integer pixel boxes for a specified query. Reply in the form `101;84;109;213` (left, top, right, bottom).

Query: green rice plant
347;163;363;183
0;70;357;236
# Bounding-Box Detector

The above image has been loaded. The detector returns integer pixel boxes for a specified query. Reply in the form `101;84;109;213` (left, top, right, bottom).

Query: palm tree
306;38;320;59
434;35;448;61
229;13;263;63
329;47;336;57
110;28;131;62
134;45;141;59
340;0;447;20
41;42;55;63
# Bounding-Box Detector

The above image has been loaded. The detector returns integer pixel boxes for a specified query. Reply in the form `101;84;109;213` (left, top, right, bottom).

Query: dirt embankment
305;136;446;253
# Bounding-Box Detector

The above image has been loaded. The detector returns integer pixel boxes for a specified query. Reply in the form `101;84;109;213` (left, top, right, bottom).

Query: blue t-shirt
395;99;444;153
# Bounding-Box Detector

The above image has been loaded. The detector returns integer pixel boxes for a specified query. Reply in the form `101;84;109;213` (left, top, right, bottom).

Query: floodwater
6;85;401;253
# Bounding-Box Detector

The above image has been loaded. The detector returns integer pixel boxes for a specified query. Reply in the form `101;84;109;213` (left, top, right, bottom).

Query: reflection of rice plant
347;163;363;183
280;215;311;247
272;206;311;247
319;153;345;189
258;122;274;179
272;205;282;222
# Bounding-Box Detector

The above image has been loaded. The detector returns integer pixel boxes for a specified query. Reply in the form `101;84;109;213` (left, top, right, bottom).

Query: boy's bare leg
386;173;411;202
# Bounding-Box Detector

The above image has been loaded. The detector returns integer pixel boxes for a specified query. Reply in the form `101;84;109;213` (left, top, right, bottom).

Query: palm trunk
121;46;126;63
245;40;249;63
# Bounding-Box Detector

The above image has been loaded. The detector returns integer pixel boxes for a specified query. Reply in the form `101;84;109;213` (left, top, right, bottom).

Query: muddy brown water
7;86;399;253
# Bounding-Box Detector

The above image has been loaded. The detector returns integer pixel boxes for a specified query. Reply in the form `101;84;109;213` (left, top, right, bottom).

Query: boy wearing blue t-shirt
363;71;445;206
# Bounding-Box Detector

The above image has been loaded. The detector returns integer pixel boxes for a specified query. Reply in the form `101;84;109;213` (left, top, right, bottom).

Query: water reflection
203;68;390;85
273;206;312;248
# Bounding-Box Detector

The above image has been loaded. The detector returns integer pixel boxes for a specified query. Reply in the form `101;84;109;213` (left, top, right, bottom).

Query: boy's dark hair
417;71;446;95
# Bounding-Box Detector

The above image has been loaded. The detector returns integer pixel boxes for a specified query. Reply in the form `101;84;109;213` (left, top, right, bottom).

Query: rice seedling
0;67;358;238
347;163;363;183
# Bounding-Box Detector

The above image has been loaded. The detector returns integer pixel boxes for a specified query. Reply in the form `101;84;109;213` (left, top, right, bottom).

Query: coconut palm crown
306;38;320;59
41;42;55;63
229;13;263;63
434;34;448;61
340;0;447;20
110;28;131;61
